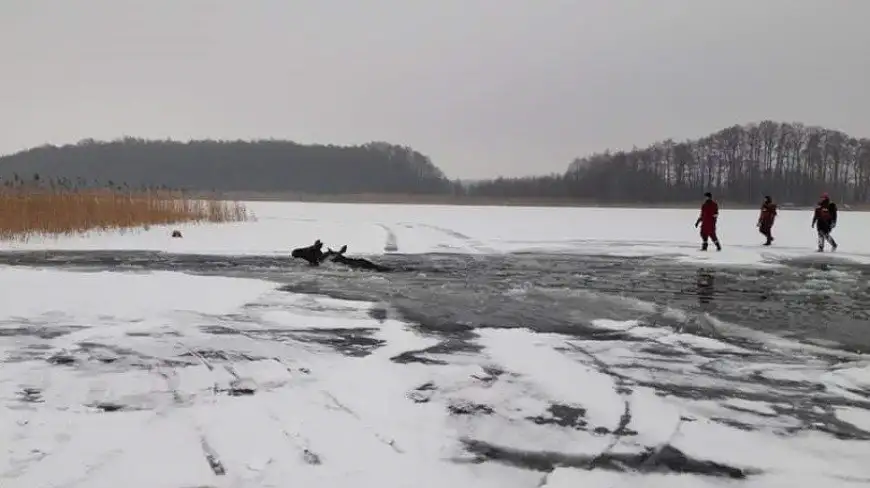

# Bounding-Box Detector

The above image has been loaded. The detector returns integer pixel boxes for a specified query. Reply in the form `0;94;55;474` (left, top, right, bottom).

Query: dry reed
0;187;250;241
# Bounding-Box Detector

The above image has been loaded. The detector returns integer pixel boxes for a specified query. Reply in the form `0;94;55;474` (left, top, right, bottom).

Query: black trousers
816;223;837;248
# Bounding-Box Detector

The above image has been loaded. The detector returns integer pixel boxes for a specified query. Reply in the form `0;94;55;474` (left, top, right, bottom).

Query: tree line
1;122;867;205
0;138;453;195
465;121;870;205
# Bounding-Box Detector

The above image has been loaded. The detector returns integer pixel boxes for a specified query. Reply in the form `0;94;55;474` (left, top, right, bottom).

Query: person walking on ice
811;193;838;252
757;195;777;246
695;192;721;251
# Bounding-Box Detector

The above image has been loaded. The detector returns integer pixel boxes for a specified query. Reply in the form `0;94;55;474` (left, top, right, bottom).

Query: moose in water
290;240;391;272
290;239;326;265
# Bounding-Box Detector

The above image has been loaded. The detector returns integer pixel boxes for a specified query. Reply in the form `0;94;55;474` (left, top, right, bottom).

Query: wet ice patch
590;319;642;331
623;386;683;445
835;407;870;433
825;362;870;389
589;317;750;354
540;469;724;487
477;328;624;431
724;398;778;416
258;310;384;330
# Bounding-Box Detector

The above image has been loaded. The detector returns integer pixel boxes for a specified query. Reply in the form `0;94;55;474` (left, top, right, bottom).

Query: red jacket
758;202;777;225
699;200;719;224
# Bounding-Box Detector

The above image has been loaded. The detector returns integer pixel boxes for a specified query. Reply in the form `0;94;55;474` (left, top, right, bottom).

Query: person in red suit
811;192;838;252
694;192;721;251
757;195;777;246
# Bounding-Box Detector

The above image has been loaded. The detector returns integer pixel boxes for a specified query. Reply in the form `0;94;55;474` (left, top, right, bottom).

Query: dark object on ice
227;385;256;396
325;245;392;272
291;240;391;271
17;387;43;403
812;193;838;252
47;353;76;365
91;402;126;412
694;192;721;251
171;230;183;238
757;196;777;246
460;439;750;479
291;239;326;265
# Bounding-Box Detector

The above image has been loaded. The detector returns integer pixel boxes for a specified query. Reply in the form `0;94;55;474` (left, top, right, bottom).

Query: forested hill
467;121;870;205
2;122;869;205
0;138;455;194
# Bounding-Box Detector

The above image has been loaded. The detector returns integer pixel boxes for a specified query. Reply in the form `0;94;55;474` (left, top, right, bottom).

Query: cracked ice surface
1;202;869;487
1;266;868;487
0;268;544;487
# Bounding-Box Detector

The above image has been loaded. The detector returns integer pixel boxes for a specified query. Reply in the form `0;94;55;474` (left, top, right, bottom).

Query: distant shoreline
195;191;869;211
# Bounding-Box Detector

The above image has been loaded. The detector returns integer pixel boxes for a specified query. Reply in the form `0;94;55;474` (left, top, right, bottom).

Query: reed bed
0;188;250;241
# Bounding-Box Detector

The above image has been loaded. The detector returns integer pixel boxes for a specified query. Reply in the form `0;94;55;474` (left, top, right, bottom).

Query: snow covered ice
2;202;870;488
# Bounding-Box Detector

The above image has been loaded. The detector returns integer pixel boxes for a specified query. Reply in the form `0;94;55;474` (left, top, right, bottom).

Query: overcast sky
1;1;868;179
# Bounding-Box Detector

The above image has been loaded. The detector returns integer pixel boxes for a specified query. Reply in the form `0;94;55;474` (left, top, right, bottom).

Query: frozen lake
1;202;869;487
4;201;870;265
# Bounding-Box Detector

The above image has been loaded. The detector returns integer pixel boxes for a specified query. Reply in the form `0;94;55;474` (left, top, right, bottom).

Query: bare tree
470;121;870;205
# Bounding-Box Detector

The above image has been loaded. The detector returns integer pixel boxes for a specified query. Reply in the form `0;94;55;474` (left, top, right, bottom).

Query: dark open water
0;249;867;352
